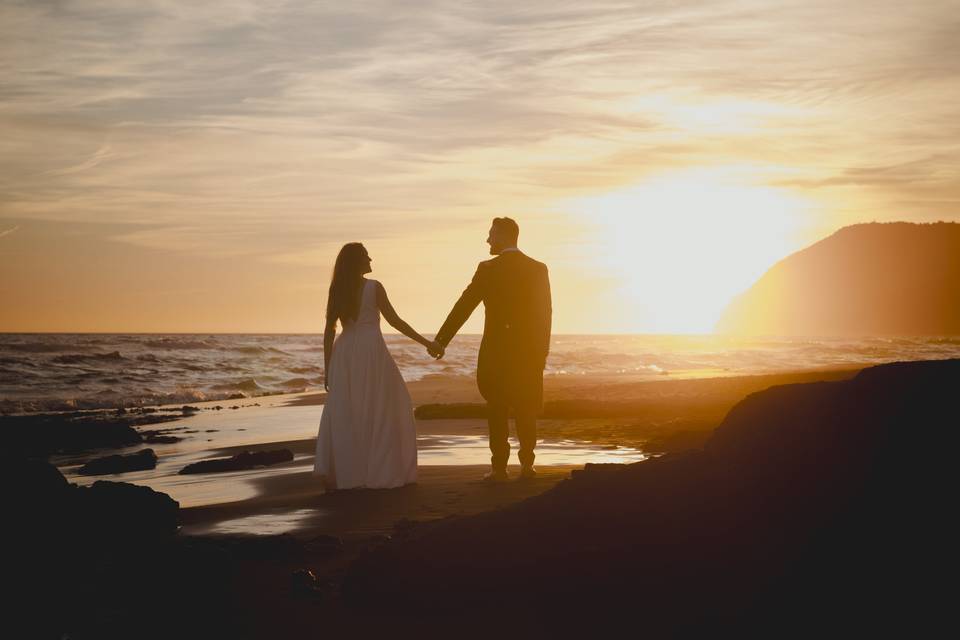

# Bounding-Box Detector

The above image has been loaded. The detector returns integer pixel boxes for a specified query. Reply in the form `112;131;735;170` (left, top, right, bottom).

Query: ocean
2;332;959;413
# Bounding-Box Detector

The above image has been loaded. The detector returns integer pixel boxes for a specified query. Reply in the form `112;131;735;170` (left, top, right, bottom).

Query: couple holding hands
314;217;552;491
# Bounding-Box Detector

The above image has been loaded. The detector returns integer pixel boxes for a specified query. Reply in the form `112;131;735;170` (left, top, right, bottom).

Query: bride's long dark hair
326;242;368;327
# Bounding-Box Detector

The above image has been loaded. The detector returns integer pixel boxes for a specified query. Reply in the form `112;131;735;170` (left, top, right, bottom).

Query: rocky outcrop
74;479;179;543
8;456;180;637
717;221;960;335
78;448;158;476
343;358;959;635
2;410;179;456
178;449;294;475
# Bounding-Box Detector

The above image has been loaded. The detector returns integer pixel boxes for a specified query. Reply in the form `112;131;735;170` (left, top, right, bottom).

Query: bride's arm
322;317;336;391
375;281;438;350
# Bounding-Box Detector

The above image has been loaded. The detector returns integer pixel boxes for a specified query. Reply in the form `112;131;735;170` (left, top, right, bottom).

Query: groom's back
481;251;551;365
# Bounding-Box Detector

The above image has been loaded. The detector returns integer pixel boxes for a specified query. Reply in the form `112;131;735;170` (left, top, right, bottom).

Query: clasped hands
426;339;445;360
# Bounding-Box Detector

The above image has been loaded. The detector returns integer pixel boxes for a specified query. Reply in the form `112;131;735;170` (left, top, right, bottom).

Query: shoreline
14;365;868;538
2;361;869;417
20;359;956;637
174;365;863;535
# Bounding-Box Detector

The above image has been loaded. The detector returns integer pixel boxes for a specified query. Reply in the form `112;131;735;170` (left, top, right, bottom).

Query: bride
313;242;441;491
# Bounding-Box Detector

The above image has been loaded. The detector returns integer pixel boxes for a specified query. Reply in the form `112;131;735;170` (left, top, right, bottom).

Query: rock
290;569;323;599
178;449;294;475
78;448;158;475
3;456;71;509
414;403;487;419
8;457;179;638
144;435;183;444
1;409;182;457
2;414;144;456
342;359;960;635
75;480;180;544
569;462;627;482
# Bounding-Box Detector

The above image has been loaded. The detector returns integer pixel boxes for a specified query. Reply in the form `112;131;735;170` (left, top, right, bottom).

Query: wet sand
32;364;882;638
179;464;579;538
52;366;863;538
167;366;861;535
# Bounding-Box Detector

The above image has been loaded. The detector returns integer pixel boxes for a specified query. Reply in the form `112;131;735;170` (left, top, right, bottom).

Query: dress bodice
342;279;380;331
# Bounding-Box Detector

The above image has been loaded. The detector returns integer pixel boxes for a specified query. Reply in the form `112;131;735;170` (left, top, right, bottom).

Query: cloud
0;225;20;239
0;0;958;261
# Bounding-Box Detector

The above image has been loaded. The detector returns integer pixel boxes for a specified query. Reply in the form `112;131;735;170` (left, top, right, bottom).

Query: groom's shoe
482;468;509;483
519;465;537;480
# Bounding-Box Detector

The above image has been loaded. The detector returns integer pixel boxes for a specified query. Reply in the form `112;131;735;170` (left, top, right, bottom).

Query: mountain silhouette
716;221;960;336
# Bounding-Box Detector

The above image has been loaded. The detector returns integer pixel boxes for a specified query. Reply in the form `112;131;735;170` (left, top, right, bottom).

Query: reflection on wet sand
200;508;325;536
62;435;645;514
418;434;647;465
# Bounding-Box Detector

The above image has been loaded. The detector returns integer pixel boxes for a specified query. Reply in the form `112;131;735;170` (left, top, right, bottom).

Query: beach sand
39;365;882;637
126;366;860;537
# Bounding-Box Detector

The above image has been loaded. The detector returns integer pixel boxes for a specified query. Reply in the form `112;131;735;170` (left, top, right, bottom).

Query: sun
563;166;816;333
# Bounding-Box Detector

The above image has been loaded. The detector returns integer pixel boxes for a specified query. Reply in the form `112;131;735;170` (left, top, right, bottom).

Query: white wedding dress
313;279;418;489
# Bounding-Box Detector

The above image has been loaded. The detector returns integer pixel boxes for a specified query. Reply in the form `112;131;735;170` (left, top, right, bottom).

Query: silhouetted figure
435;218;552;481
314;243;441;490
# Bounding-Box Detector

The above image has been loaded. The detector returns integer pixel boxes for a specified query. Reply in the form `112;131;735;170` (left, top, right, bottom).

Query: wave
209;378;265;392
279;377;311;388
229;345;291;356
0;356;35;367
2;342;86;353
51;351;125;364
144;338;216;350
288;366;321;374
4;333;958;414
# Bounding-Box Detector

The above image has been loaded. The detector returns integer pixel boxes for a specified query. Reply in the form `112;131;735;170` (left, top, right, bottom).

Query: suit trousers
487;402;537;470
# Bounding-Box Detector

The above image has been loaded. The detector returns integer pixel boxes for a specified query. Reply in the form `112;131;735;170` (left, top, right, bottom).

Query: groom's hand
427;340;445;359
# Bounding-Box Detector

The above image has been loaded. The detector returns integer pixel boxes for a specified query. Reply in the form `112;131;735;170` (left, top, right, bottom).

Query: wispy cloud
0;1;958;255
0;225;21;239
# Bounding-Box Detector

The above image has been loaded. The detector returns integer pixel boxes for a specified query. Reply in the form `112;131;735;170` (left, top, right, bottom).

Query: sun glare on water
564;167;816;333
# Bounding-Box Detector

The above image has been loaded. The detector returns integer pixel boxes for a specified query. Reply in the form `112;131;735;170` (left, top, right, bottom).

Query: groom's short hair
492;217;520;243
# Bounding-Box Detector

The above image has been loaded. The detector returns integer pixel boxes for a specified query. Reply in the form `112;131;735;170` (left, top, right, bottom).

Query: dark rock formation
74;479;179;544
414;402;488;419
8;457;180;637
417;398;712;419
1;410;179;456
6;456;178;547
78;448;158;475
717;221;960;335
178;449;294;474
143;434;182;444
343;359;959;635
290;569;323;598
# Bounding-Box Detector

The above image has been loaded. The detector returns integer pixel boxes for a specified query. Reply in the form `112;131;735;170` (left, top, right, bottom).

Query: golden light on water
565;167;815;333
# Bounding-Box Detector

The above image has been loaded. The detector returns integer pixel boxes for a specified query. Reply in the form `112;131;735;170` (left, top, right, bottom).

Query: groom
433;217;552;482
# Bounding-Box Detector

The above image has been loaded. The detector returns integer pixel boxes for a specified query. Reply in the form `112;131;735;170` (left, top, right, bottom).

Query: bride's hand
426;340;444;359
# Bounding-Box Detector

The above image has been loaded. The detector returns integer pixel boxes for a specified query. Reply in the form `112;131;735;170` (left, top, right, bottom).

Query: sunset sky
2;0;958;333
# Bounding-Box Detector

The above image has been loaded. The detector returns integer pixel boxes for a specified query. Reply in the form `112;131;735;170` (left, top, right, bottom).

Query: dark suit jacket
436;250;552;410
